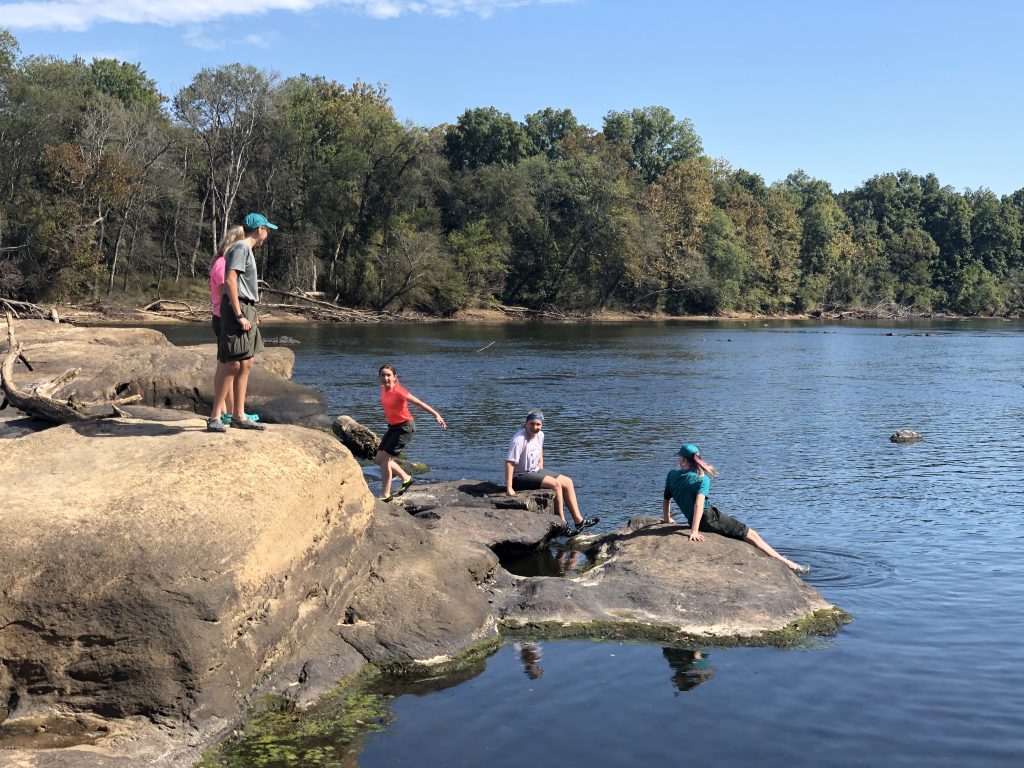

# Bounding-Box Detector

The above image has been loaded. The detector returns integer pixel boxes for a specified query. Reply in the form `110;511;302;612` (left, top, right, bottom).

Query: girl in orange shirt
376;364;447;501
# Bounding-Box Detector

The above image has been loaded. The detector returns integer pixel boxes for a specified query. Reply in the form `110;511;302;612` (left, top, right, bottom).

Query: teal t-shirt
663;469;711;524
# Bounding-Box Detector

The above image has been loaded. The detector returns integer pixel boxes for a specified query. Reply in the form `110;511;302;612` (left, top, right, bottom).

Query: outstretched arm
505;461;516;496
662;497;674;524
689;494;706;541
406;391;447;429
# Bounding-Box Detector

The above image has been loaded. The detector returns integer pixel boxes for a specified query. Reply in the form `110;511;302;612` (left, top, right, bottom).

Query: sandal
378;494;394;503
791;564;811;575
394;477;415;497
206;417;227;433
571;517;600;535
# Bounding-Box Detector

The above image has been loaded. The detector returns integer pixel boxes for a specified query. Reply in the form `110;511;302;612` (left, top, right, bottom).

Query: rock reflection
661;647;715;693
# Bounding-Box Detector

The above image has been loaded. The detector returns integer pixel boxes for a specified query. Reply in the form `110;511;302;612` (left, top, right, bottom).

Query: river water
168;319;1024;767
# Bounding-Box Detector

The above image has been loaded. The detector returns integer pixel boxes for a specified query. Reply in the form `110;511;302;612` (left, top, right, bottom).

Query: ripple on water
786;546;897;589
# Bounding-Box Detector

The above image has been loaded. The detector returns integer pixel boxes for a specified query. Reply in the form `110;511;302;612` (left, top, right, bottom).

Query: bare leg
231;357;254;419
211;361;235;418
389;457;410;485
213;360;240;420
539;476;566;523
744;528;804;571
375;451;409;497
556;475;584;524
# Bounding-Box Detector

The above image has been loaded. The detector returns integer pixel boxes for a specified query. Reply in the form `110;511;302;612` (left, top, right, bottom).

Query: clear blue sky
5;0;1023;195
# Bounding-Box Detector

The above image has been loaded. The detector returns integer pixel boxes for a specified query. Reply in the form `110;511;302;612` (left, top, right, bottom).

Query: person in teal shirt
662;443;810;574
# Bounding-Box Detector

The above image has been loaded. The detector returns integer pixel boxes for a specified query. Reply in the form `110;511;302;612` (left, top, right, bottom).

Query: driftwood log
0;298;59;322
141;299;198;316
1;314;142;423
258;284;403;323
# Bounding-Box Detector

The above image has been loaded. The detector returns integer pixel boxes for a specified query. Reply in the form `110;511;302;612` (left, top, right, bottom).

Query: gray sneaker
207;417;227;433
230;417;266;431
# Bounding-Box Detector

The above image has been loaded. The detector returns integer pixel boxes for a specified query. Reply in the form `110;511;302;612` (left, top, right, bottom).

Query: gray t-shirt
506;428;543;474
224;241;259;303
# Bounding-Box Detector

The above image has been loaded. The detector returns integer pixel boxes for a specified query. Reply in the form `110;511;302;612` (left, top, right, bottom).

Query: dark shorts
217;302;264;363
696;506;749;540
211;315;222;338
379;421;414;456
512;469;558;491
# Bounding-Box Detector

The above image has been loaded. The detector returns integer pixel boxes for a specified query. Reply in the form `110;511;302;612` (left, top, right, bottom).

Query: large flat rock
4;319;325;425
0;419;498;767
393;483;847;644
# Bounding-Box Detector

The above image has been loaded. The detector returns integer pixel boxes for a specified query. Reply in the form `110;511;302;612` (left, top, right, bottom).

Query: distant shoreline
15;302;1019;327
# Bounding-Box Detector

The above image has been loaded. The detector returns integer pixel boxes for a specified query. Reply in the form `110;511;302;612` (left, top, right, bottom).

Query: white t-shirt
506;428;543;474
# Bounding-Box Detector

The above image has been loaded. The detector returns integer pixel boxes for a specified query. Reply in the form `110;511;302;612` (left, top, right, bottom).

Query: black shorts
211;315;222;338
697;506;749;540
379;421;414;456
512;469;558;491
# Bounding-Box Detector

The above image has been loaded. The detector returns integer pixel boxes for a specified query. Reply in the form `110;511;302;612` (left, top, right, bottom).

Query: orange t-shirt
381;383;413;425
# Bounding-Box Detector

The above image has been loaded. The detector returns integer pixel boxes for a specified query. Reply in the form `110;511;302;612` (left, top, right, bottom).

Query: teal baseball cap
677;443;700;458
244;212;278;230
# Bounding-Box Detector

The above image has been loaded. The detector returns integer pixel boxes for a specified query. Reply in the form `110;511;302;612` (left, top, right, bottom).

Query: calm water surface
168;319;1024;766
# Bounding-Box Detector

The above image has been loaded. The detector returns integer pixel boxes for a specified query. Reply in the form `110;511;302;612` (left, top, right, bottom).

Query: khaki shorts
217;302;264;362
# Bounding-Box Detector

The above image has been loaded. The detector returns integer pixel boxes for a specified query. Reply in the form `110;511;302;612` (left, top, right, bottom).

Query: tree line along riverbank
1;28;1023;321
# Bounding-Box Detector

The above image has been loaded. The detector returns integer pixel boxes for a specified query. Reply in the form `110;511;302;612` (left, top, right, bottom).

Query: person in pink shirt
375;364;447;501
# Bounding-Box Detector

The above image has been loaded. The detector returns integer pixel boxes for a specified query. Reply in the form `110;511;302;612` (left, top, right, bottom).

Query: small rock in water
890;429;923;443
264;335;301;346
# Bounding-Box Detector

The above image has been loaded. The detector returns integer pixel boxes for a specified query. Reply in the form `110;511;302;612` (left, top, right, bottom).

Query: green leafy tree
967;188;1021;277
524;107;580;159
444;107;529;171
87;58;163;113
173;64;276;255
886;227;940;309
603;106;703;183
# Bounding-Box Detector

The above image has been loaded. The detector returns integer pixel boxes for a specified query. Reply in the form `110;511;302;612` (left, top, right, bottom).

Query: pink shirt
209;256;226;317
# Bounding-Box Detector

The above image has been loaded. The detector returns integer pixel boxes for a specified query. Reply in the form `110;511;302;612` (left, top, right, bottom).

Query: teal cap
244;212;278;230
677;443;700;458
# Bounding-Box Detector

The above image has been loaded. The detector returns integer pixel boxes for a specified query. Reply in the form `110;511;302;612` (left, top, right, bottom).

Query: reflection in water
516;641;544;680
501;544;591;577
662;647;715;693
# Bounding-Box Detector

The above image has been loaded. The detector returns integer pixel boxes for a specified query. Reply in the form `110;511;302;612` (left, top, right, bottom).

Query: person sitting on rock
663;443;809;574
504;410;598;536
376;364;447;502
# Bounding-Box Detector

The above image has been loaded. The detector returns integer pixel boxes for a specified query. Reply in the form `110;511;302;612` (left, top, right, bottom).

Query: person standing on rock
375;364;447;501
662;443;809;574
207;224;260;431
208;212;276;433
504;410;598;536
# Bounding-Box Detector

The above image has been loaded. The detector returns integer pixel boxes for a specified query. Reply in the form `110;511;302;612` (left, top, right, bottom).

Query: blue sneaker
221;413;260;425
